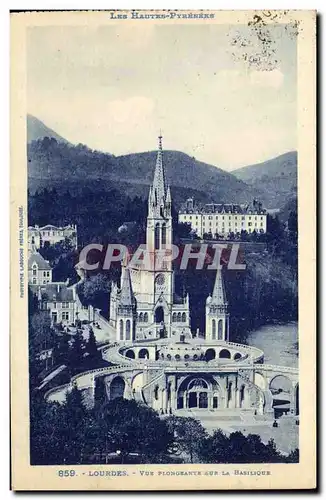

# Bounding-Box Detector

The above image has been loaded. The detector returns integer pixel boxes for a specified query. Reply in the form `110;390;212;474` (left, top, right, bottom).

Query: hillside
27;138;260;207
27;116;297;210
27;114;70;144
232;152;297;209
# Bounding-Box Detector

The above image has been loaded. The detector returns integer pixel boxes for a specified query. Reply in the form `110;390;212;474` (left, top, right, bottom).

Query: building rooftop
28;252;52;270
179;199;266;215
28;224;76;231
30;282;75;302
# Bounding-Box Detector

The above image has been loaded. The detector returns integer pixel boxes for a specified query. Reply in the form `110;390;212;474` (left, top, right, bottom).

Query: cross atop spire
152;134;167;206
158;131;163;151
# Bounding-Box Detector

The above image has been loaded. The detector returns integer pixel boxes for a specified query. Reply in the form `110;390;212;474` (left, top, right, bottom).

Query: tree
68;330;84;371
198;430;283;464
95;399;174;463
165;416;208;463
77;273;111;313
53;331;71;366
85;327;100;365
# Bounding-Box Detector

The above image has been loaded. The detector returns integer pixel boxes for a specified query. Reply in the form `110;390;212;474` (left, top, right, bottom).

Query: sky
27;23;297;170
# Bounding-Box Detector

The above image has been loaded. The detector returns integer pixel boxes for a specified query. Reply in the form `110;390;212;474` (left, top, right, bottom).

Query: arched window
155;223;160;250
139;312;143;323
172;312;177;322
212;319;216;339
177;312;181;322
182;312;186;323
218;319;223;340
119;319;123;340
219;349;231;359
125;319;131;340
144;312;148;323
161;223;167;246
205;348;216;361
139;348;149;359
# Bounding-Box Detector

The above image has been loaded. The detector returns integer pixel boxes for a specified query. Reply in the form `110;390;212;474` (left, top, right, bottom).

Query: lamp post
116;449;123;464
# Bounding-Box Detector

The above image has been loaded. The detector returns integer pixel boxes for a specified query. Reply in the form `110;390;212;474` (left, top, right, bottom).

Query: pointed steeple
119;267;134;307
211;266;227;306
166;185;171;204
152;134;167;206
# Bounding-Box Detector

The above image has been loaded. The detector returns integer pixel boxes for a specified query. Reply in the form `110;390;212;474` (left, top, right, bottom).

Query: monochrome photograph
10;9;316;490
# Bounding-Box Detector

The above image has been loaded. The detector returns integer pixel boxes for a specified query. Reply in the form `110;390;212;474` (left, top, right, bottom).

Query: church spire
152;134;167;206
211;266;227;307
119;267;134;307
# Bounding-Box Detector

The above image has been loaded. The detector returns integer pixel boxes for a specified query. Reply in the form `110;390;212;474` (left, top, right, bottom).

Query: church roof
119;267;134;306
210;267;227;306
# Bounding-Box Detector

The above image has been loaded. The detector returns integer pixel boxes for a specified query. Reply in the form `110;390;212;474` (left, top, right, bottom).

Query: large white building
178;198;267;238
28;224;77;253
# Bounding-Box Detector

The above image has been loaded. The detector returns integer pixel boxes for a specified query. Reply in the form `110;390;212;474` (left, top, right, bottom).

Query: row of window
182;215;265;221
172;312;187;322
138;312;149;323
52;302;71;309
137;312;187;323
202;221;265;227
32;278;51;285
51;311;70;322
42;231;64;237
32;270;51;277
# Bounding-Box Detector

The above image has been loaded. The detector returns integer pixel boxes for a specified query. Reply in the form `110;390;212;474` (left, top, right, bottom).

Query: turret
116;268;136;343
205;266;230;341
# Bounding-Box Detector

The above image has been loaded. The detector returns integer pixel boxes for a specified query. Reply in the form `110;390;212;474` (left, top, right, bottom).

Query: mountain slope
27;114;70;144
27;138;260;207
232;152;297;208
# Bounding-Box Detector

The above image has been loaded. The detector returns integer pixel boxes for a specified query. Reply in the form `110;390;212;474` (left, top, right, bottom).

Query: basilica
109;136;229;344
46;137;299;422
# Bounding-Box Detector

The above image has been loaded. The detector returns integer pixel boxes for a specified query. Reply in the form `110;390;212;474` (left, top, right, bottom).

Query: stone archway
155;306;164;323
139;348;149;359
269;374;293;417
219;348;231;359
110;376;125;400
269;375;292;395
125;349;135;359
176;376;222;411
205;348;216;361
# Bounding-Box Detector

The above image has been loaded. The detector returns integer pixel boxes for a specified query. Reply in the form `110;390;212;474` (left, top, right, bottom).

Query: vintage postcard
10;9;316;490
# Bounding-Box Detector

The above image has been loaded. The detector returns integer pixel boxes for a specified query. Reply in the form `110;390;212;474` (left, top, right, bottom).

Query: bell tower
206;266;230;341
146;134;172;253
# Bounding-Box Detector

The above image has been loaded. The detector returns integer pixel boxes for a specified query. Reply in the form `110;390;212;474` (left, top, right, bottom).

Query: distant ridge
27;115;297;209
27;114;70;144
232;152;297;208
